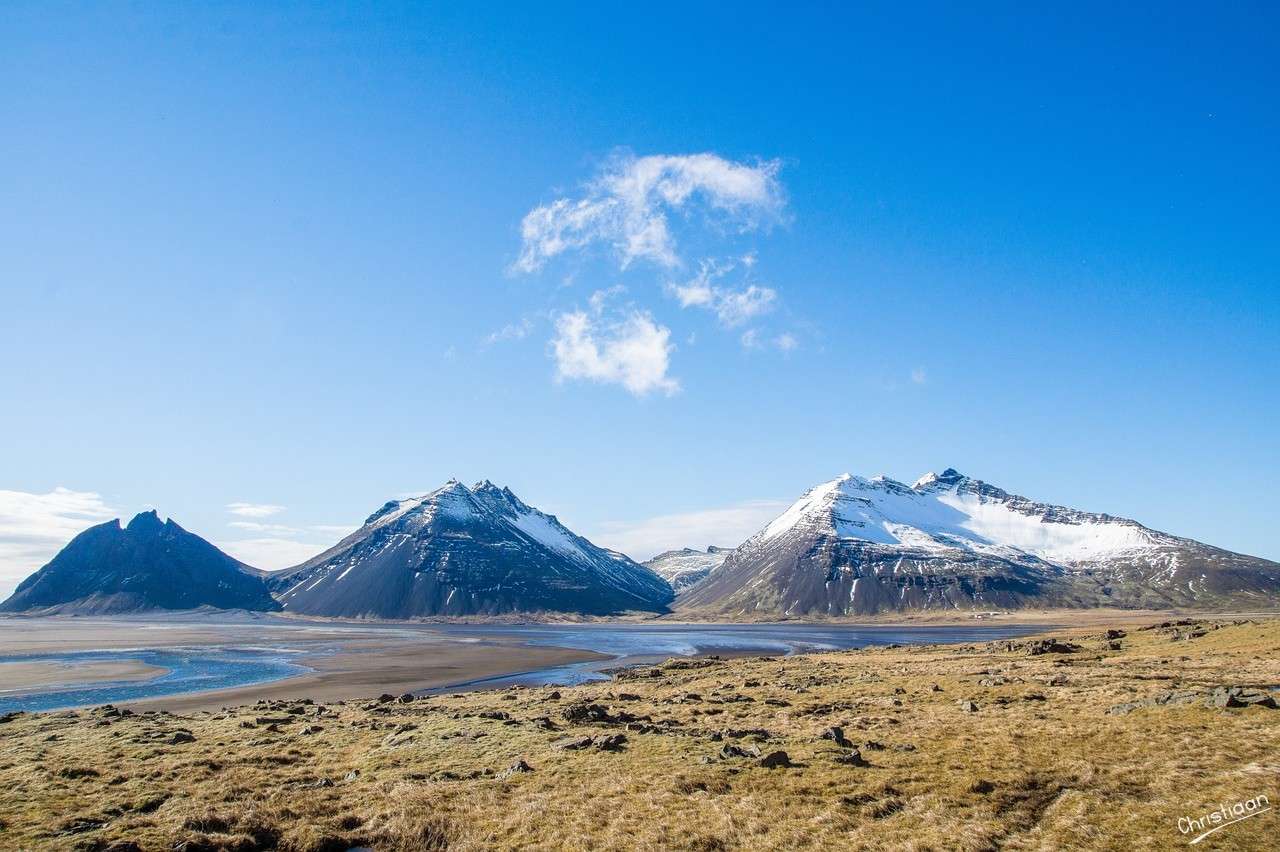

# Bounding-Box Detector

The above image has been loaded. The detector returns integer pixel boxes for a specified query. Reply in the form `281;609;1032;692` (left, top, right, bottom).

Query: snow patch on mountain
757;469;1158;568
643;546;730;593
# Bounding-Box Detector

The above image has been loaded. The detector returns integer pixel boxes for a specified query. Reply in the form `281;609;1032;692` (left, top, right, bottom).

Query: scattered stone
969;779;996;794
344;770;361;782
957;700;979;713
718;743;761;760
1023;639;1082;656
1108;686;1277;715
500;759;534;778
1105;629;1127;640
300;725;324;735
834;748;869;766
478;710;511;721
167;731;196;745
930;684;943;692
0;711;24;724
398;693;416;703
758;750;791;768
562;702;631;724
377;693;396;703
819;726;852;748
593;733;628;752
1210;687;1278;709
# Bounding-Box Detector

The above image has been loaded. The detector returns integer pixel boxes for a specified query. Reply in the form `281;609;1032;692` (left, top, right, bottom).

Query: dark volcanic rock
0;510;278;614
758;750;791;768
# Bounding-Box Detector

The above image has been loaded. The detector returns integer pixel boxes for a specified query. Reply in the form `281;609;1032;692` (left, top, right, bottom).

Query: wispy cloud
591;500;789;562
513;152;784;274
775;333;798;352
217;538;331;572
911;367;927;385
226;502;286;518
551;290;678;396
666;259;777;328
228;520;300;535
0;487;117;598
484;317;534;346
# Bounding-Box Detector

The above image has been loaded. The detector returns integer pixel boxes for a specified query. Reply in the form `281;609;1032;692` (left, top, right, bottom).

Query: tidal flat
0;617;1276;850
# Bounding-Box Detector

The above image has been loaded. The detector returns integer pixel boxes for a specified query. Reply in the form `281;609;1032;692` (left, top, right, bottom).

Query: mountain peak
1;511;278;614
272;483;673;617
126;509;164;532
912;468;966;490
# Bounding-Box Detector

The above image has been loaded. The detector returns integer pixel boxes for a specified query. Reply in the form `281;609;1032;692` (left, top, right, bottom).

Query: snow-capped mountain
0;510;280;614
268;480;674;618
679;469;1280;616
643;546;731;594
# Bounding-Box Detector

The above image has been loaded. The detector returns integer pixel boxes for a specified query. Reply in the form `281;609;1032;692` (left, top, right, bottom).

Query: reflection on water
0;648;310;713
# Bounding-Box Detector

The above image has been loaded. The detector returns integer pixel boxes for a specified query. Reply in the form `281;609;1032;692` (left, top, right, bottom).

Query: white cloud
775;333;798;352
551;301;679;396
590;500;789;562
484;317;533;346
514;152;783;274
0;487;117;598
217;538;330;572
666;260;777;328
714;285;776;327
740;329;761;349
911;367;927;385
228;520;300;535
226;502;286;518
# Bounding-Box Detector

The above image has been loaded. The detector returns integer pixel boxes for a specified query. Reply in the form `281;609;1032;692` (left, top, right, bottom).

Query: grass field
1;617;1277;850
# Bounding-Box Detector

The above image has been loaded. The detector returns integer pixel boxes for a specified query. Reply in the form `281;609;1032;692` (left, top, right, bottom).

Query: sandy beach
0;659;169;692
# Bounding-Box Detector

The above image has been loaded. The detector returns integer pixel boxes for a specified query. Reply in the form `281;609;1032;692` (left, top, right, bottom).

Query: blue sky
2;2;1277;594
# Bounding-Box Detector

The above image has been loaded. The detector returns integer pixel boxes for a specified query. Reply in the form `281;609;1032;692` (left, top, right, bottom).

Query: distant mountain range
0;510;278;614
680;469;1280;615
643;547;730;593
3;470;1278;618
266;480;672;618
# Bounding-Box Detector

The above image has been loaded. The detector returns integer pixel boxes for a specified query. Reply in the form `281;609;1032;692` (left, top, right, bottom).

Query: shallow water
0;648;310;713
423;622;1047;690
0;622;1044;711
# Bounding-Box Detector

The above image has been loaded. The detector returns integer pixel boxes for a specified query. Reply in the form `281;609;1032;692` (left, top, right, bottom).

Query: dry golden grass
1;617;1277;851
